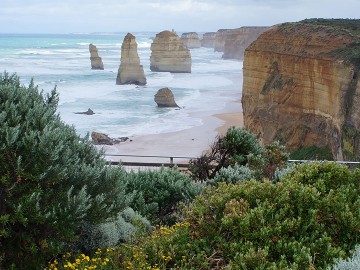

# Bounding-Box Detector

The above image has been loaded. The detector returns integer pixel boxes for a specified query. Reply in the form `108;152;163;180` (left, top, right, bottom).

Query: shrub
210;164;254;185
124;167;204;225
329;245;360;270
189;127;263;181
116;162;359;269
189;127;289;182
0;73;128;269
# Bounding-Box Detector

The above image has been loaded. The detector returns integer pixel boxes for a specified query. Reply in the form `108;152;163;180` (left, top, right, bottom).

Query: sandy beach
99;99;244;164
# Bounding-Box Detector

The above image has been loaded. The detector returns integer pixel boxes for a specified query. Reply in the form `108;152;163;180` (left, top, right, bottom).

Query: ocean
0;32;243;138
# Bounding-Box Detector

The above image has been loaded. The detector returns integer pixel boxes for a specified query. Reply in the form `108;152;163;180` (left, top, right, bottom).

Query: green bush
189;127;263;181
116;162;359;269
124;167;204;225
0;73;128;269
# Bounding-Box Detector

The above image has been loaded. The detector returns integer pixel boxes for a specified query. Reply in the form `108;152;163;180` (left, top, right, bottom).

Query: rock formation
222;27;268;60
154;87;179;107
116;33;146;85
91;131;128;145
150;30;191;73
75;108;95;115
201;32;216;48
180;32;201;48
89;44;104;70
241;19;360;160
214;29;232;52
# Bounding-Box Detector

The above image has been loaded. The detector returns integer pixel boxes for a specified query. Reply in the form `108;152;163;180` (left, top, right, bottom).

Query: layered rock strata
222;27;268;60
116;33;146;85
201;32;216;48
89;44;104;70
180;32;201;48
150;30;191;73
154;87;179;107
241;19;360;160
214;29;232;52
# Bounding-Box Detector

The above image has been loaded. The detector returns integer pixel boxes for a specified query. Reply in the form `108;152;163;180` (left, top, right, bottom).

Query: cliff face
116;33;146;85
201;32;216;48
222;27;268;60
214;29;232;52
180;32;201;48
89;44;104;70
242;19;360;160
150;30;191;73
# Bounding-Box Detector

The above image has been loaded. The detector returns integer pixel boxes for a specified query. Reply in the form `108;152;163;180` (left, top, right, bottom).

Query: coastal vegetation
0;73;359;269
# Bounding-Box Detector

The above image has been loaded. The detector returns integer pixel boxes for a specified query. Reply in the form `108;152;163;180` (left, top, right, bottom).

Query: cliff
222;27;268;60
180;32;201;48
150;30;191;73
214;29;232;52
242;19;360;160
89;44;104;70
201;32;216;48
116;33;146;85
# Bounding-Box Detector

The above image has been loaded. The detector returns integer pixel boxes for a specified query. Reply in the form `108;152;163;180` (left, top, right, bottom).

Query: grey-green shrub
210;164;254;185
329;245;360;270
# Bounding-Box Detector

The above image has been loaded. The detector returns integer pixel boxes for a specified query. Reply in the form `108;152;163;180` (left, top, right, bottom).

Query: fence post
170;157;174;167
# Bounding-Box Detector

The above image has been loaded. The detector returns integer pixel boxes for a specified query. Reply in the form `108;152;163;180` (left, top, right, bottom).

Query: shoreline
98;99;244;163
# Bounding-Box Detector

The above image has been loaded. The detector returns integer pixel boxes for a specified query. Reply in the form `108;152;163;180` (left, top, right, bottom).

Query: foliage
77;207;151;252
189;127;263;181
210;164;254;185
124;167;204;225
47;248;119;270
0;72;128;269
116;162;359;269
290;145;333;160
189;127;289;182
329;245;360;270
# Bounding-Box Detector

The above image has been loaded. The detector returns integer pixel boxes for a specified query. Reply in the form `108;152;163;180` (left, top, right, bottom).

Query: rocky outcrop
180;32;201;48
116;33;146;85
241;19;360;160
91;131;129;145
150;30;191;73
201;32;216;48
154;87;179;107
89;44;104;70
222;27;268;60
214;29;232;52
75;108;95;115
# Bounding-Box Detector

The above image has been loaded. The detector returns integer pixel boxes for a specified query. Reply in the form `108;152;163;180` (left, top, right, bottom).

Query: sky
0;0;359;34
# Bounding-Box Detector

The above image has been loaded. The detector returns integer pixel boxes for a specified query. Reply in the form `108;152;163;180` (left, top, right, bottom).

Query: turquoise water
0;33;242;138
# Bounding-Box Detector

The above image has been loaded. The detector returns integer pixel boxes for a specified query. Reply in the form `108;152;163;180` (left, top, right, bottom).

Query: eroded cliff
242;19;360;160
222;27;268;60
180;32;201;48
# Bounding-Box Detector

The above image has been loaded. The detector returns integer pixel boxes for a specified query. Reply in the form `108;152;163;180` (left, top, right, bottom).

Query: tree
0;72;127;269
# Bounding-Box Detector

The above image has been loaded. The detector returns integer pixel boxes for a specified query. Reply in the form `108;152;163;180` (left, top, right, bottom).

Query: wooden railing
104;154;360;170
104;154;196;168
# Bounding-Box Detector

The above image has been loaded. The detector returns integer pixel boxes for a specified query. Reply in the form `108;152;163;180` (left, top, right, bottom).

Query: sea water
0;33;243;138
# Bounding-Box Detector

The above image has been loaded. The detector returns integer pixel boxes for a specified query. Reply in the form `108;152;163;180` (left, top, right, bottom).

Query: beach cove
0;33;244;162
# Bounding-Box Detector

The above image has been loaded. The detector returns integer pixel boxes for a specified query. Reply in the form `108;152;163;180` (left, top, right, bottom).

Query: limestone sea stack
89;44;104;70
180;32;201;48
154;87;179;107
241;19;360;160
201;32;216;48
116;33;146;85
222;27;268;60
150;30;191;73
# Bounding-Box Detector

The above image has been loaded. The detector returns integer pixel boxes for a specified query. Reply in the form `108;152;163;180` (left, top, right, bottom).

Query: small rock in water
75;108;95;115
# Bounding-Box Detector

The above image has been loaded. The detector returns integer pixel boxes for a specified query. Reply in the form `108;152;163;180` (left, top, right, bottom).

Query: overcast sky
0;0;358;33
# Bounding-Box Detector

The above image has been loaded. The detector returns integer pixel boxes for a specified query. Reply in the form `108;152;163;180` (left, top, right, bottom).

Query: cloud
0;0;359;33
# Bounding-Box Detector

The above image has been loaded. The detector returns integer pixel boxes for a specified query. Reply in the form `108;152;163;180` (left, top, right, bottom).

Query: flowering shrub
47;248;118;270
